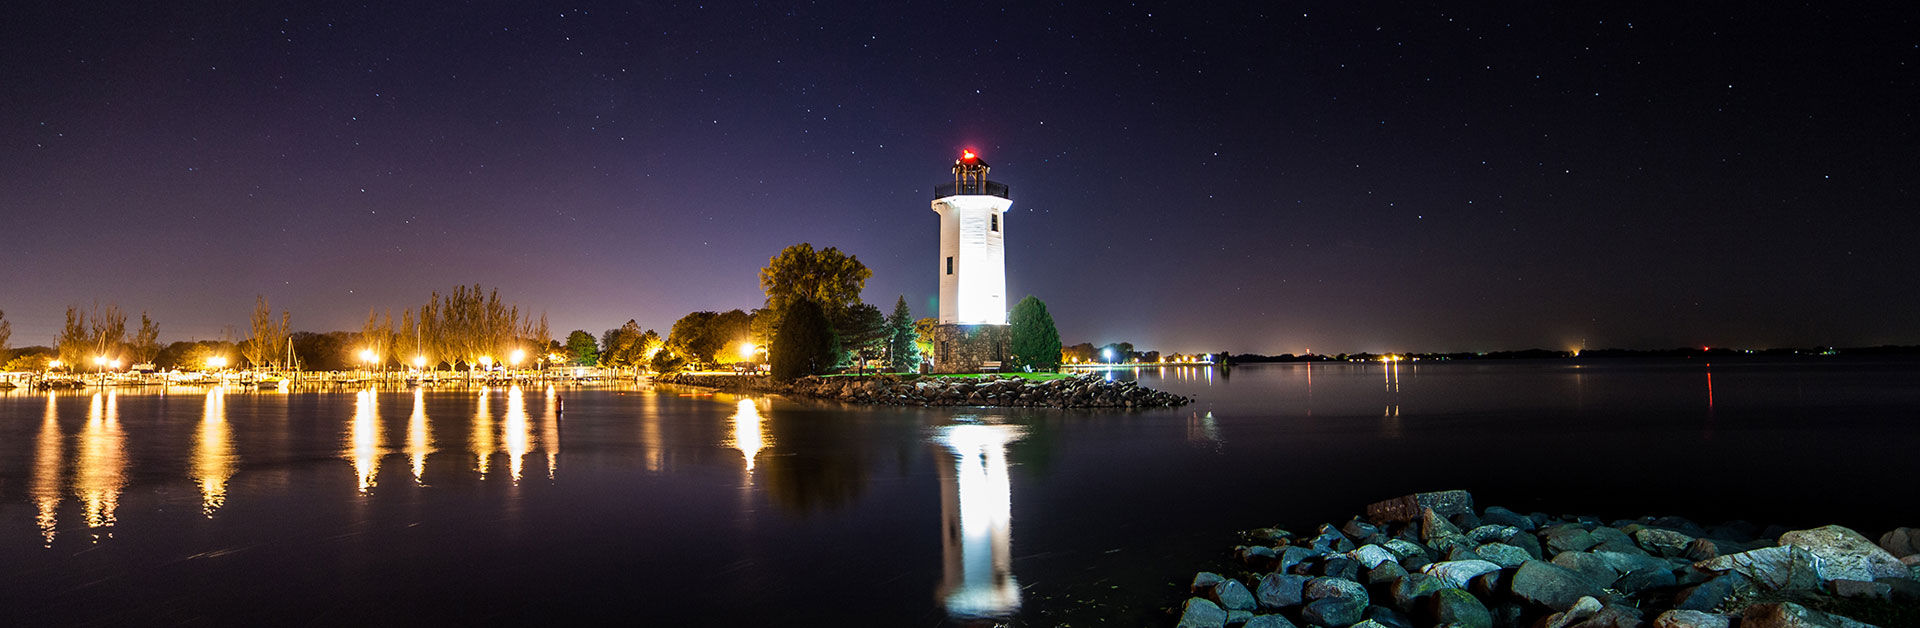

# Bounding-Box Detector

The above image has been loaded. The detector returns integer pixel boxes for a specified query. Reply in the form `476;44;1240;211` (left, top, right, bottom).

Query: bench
980;361;1002;372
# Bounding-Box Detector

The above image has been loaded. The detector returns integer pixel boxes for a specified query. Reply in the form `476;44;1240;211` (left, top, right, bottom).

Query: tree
359;308;393;367
1008;296;1062;371
836;303;887;368
769;299;836;381
912;317;939;358
758;243;872;334
885;296;919;372
564;330;599;366
0;309;10;362
130;312;161;364
394;308;420;367
243;295;291;369
1062;342;1097;364
664;311;720;365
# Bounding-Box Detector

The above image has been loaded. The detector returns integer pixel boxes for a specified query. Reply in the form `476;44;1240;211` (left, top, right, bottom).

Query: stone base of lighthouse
930;324;1012;374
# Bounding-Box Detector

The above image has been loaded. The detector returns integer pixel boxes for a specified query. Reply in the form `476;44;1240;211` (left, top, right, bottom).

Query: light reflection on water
407;387;433;484
30;394;61;546
192;387;234;515
7;362;1911;626
348;388;383;493
933;420;1025;619
74;392;125;539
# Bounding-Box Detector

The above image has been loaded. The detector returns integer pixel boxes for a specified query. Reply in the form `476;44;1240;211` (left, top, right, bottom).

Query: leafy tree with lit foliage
564;330;599;366
912;317;939;358
1008;296;1062;372
758;242;871;334
769;299;835;381
885;296;919;372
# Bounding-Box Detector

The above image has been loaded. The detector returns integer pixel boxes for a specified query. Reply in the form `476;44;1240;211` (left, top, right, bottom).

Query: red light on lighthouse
960;149;976;161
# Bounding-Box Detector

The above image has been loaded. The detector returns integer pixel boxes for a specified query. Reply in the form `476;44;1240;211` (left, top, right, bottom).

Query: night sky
5;2;1916;354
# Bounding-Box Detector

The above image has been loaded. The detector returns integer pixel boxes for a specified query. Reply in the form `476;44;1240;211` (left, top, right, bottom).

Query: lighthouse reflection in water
933;420;1025;619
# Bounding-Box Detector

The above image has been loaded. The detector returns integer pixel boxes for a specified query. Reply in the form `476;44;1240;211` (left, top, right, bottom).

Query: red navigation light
961;149;976;161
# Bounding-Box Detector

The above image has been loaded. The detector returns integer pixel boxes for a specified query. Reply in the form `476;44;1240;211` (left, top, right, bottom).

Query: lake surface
2;359;1915;627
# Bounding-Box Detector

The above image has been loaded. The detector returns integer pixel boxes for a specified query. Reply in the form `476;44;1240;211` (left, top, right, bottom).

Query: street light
478;355;493;377
413;355;426;369
94;356;107;387
509;349;524;381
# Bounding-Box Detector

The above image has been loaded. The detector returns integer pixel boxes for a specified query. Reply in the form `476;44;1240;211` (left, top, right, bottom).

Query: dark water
1;359;1915;627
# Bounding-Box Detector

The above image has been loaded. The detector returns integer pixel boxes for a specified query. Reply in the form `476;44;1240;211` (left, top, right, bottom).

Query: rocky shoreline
1178;490;1918;628
656;372;1191;408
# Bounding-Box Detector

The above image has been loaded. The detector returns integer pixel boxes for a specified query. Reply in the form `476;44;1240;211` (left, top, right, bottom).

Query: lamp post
93;356;107;387
509;349;524;382
739;342;756;374
478;355;493;381
359;349;377;382
210;356;228;384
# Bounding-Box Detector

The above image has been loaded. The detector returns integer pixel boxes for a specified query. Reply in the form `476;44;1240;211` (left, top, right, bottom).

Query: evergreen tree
769;299;836;381
885;296;919;372
1008;296;1062;371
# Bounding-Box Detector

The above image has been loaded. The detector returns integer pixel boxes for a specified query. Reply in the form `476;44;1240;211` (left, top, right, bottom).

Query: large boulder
1383;538;1430;560
1538;596;1604;628
1244;615;1298;628
1366;561;1410;587
1510;560;1606;611
1696;545;1822;591
1193;572;1228;594
1423;508;1468;547
1551;551;1622;587
1179;597;1229;628
1477;543;1534;568
1544;525;1601;555
1301;597;1367;627
1878;527;1918;558
1654;610;1732;628
1303;576;1368;604
1740;602;1879;628
1422;559;1502;589
1568;604;1645;628
1388;573;1450;613
1671;572;1749;612
1366;490;1476;524
1212;579;1258;611
1366;605;1413;628
1256;573;1310;609
1421;588;1492;628
1349;544;1398;569
1637;528;1697;557
1777;524;1909;582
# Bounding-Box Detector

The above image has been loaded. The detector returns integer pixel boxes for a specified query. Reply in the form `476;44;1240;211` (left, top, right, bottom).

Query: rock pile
1176;490;1919;628
657;372;1191;408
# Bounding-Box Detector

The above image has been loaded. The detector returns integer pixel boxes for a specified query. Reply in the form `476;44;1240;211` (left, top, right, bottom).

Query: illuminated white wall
933;194;1012;324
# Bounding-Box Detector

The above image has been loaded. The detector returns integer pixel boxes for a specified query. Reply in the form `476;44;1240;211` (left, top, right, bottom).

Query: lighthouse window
991;214;999;232
946;256;953;275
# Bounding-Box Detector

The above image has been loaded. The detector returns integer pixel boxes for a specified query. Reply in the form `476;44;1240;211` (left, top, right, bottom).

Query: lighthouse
933;149;1012;324
929;149;1014;373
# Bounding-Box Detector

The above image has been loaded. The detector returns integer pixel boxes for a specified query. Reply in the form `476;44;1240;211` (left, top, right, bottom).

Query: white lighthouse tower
933;149;1012;325
928;149;1014;373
